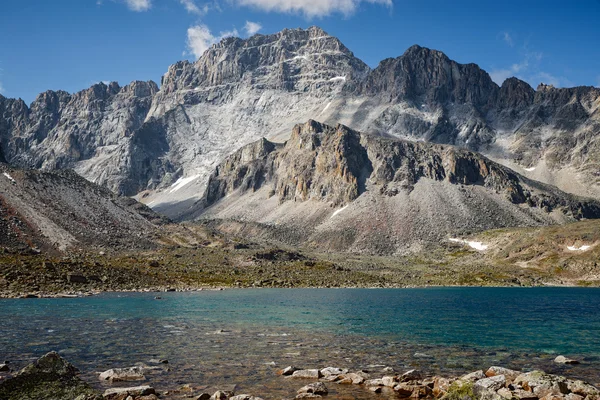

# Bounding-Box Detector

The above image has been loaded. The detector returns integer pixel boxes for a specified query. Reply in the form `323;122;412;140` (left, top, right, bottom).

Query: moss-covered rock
0;352;100;400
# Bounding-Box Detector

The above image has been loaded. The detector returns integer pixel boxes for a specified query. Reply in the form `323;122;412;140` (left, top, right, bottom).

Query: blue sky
1;0;599;104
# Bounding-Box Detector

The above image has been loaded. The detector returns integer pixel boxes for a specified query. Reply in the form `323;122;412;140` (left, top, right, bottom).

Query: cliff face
1;27;599;218
205;121;600;219
198;122;600;254
0;81;159;195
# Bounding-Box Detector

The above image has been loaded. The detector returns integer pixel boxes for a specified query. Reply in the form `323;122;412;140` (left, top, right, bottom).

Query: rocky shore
1;353;598;400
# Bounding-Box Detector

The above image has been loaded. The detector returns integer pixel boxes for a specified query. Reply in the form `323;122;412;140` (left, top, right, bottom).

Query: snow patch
169;175;201;193
449;238;489;251
523;166;536;172
331;205;348;219
329;76;346;82
567;245;592;252
321;101;332;114
2;172;15;183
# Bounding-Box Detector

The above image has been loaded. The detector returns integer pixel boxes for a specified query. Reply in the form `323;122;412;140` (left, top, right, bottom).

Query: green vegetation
442;381;475;400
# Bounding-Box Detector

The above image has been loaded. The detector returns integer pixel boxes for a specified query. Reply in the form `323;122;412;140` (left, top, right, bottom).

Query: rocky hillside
1;27;599;218
198;121;600;254
0;163;166;254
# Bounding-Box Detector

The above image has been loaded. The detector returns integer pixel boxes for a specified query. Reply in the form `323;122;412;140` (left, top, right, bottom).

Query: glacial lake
2;288;600;398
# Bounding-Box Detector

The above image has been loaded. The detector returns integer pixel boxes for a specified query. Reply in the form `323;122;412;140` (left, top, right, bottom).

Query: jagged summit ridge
1;26;599;219
159;25;368;95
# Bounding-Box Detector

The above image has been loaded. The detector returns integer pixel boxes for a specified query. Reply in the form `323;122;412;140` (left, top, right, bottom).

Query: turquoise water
1;288;599;396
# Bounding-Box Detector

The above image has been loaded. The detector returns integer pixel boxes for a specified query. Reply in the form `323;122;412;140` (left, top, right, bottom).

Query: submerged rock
291;369;322;379
99;366;145;382
0;351;99;400
401;369;423;382
554;356;580;365
102;385;155;398
297;382;328;395
229;395;264;400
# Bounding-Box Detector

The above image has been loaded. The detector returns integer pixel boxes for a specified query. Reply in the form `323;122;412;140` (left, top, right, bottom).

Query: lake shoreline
1;281;591;300
1;352;599;400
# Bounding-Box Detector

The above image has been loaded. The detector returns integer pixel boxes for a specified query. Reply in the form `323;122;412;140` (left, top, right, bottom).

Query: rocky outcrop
200;121;600;254
205;120;600;218
0;351;99;400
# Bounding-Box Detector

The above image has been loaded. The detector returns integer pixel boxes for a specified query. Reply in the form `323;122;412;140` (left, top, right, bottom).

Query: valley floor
2;219;600;298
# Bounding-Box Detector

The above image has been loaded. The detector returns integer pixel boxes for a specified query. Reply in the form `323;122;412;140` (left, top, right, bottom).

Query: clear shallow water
1;288;600;398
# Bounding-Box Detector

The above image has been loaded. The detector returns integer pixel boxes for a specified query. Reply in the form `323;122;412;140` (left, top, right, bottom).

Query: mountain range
1;26;599;255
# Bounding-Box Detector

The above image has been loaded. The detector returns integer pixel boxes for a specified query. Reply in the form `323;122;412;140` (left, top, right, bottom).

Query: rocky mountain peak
159;26;369;95
498;77;535;109
359;44;498;109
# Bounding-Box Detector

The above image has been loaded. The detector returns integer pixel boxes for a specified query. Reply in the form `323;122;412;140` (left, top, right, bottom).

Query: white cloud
489;50;543;85
244;21;262;36
234;0;392;18
489;59;530;85
185;24;239;59
180;0;208;14
124;0;151;11
502;32;514;47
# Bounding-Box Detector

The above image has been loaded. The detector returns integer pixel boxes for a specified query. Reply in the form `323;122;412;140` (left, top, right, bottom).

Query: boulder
0;364;9;372
210;390;235;400
567;380;600;397
497;387;513;399
369;386;382;393
565;394;584;400
99;367;145;382
291;369;322;379
474;375;507;392
394;383;431;398
539;395;565;400
515;371;569;398
229;395;264;400
322;374;342;382
460;370;487;382
103;385;155;398
295;394;322;399
554;356;579;365
342;372;366;384
0;351;99;400
401;369;423;382
196;394;211;400
297;382;328;395
364;378;384;386
432;377;451;397
486;367;520;382
394;383;414;398
280;366;298;376
512;389;540;400
320;367;347;377
382;376;398;387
